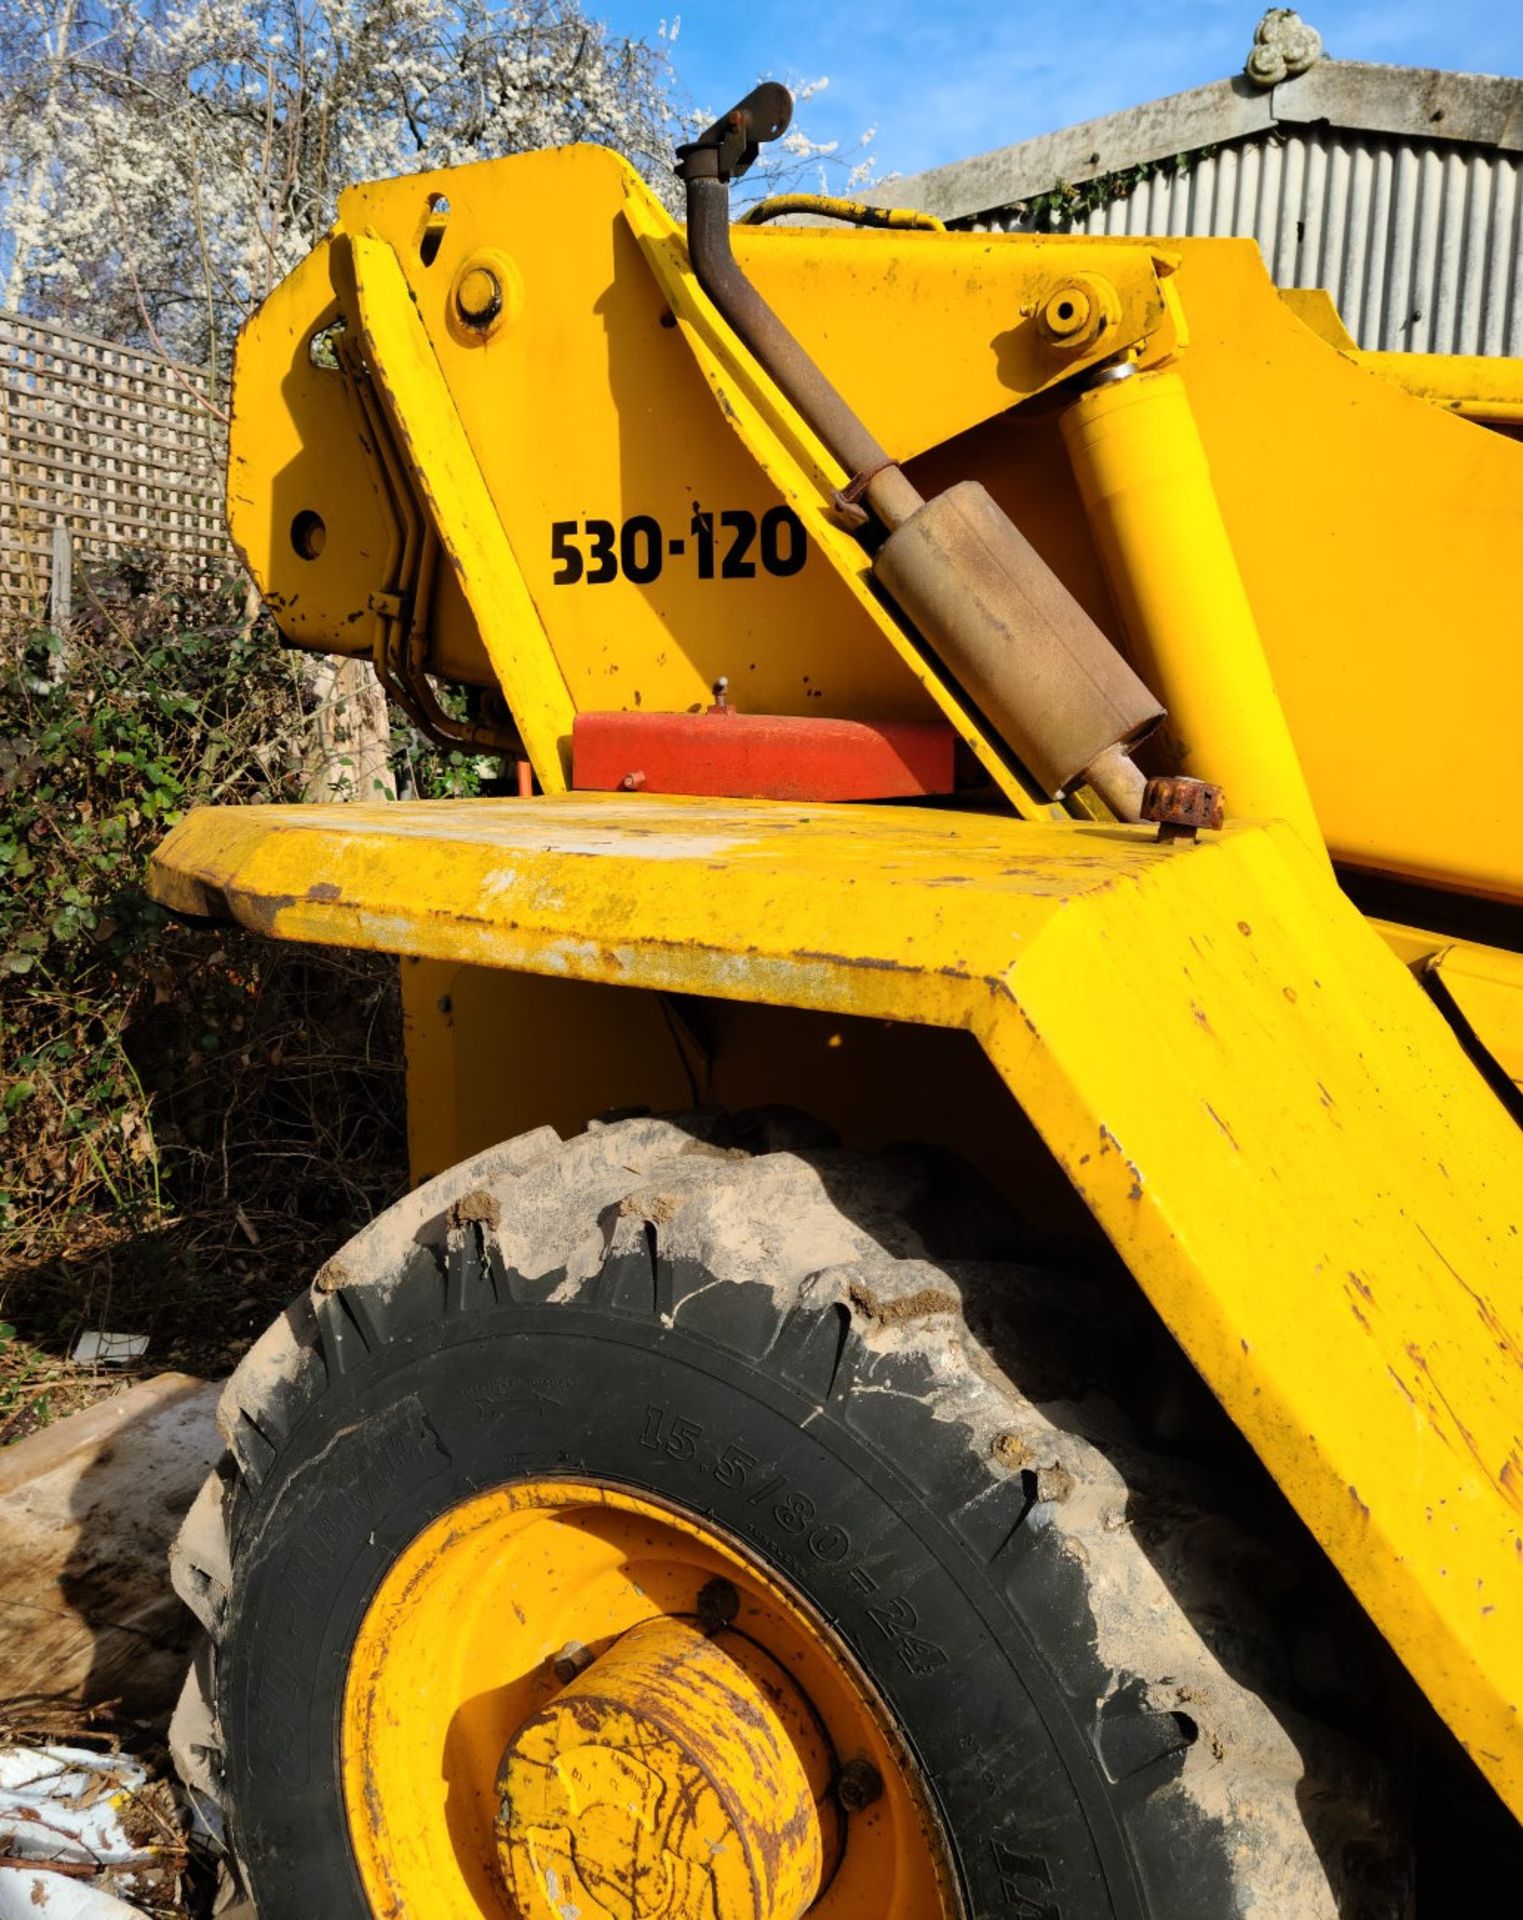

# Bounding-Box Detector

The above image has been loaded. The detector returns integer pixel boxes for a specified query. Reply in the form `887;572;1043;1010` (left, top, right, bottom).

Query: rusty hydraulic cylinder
874;481;1163;801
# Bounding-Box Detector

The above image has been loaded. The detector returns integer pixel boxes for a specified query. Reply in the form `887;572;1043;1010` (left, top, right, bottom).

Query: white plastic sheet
0;1745;179;1915
0;1867;144;1918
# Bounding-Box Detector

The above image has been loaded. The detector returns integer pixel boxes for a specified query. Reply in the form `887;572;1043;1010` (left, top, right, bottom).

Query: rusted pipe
874;483;1163;804
683;176;921;531
675;84;1167;823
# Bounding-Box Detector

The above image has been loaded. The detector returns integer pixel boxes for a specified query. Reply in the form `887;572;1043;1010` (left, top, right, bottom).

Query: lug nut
836;1758;884;1812
551;1640;594;1685
1141;774;1226;844
696;1576;740;1634
456;265;503;329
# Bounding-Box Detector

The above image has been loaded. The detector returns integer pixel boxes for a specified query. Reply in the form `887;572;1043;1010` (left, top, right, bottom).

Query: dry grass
0;578;440;1438
1;931;409;1432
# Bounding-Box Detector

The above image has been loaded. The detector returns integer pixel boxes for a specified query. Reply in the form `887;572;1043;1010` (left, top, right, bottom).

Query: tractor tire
169;1111;1409;1919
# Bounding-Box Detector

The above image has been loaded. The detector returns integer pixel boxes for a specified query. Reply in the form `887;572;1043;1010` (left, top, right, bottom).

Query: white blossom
0;1;878;384
0;0;678;377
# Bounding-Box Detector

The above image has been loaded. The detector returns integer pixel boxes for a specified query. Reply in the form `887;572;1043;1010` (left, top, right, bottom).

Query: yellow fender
150;791;1523;1817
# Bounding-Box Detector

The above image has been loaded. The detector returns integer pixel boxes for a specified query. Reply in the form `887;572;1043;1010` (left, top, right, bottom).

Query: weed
0;575;464;1434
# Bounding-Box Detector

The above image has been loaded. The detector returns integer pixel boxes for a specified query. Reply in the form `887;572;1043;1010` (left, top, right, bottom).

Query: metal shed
869;32;1523;357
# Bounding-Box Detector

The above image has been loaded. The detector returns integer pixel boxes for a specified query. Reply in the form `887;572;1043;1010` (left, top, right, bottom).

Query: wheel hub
497;1615;825;1919
340;1480;955;1918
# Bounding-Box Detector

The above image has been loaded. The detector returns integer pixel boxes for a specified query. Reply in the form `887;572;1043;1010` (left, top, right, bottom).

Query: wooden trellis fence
0;311;234;624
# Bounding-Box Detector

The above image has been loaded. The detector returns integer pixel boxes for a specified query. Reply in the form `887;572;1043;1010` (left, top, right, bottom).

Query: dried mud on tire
170;1111;1409;1919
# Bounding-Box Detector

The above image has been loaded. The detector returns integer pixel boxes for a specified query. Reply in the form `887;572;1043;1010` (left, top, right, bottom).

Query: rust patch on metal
218;882;299;935
1204;1103;1238;1149
1096;1123;1145;1198
1406;1342;1523;1515
1415;1221;1523;1377
1142;774;1227;843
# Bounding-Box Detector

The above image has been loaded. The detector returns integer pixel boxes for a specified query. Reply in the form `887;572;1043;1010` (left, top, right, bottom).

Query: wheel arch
150;790;1523;1819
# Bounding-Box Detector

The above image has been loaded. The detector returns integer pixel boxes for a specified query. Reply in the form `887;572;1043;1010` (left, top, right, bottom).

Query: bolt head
1036;272;1120;349
551;1640;594;1685
696;1576;740;1633
1141;774;1227;840
836;1758;884;1812
456;265;503;327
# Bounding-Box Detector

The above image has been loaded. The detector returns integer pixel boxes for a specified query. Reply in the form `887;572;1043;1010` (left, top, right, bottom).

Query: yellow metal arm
1356;350;1523;427
346;231;575;791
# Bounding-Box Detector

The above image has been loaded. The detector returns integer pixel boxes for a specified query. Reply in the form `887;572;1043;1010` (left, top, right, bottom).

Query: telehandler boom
150;82;1523;1920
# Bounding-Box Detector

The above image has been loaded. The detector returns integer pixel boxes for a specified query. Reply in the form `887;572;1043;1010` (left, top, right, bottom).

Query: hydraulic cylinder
1062;366;1326;856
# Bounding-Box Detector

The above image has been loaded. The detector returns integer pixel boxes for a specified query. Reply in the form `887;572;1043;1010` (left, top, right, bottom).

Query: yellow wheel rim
342;1479;959;1918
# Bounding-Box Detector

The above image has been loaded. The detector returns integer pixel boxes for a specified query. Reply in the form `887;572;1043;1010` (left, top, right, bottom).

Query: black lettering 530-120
550;507;806;585
760;504;806;576
620;515;662;584
550;519;582;584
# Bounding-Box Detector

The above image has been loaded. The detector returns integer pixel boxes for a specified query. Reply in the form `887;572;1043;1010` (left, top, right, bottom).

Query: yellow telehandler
149;83;1523;1919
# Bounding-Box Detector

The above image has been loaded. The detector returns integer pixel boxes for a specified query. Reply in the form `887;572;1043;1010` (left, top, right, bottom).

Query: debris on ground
68;1335;149;1369
0;1744;186;1916
0;1379;228;1914
0;1376;220;1717
0;1874;142;1919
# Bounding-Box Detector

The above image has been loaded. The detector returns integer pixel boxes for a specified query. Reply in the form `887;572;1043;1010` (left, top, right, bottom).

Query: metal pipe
1085;741;1149;820
738;194;946;232
675;84;1170;825
684;176;921;531
873;481;1163;804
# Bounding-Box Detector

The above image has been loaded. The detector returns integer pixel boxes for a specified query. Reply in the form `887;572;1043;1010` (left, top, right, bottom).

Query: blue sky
600;2;1523;181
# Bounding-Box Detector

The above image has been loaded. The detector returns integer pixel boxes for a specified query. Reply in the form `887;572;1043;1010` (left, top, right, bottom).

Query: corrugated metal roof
866;57;1523;355
975;127;1523;356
